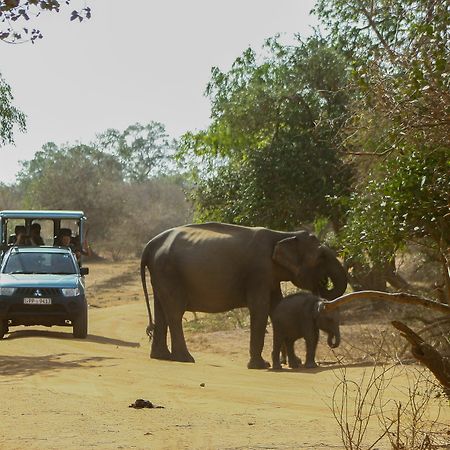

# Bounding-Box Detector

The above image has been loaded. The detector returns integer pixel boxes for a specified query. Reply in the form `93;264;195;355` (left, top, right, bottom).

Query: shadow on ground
3;329;140;348
0;353;114;378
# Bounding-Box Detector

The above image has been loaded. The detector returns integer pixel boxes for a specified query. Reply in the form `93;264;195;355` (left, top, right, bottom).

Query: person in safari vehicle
0;211;89;266
56;228;91;263
30;223;44;246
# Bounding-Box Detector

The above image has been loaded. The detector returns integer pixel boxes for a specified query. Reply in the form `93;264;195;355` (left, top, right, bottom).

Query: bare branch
392;320;450;394
324;290;450;314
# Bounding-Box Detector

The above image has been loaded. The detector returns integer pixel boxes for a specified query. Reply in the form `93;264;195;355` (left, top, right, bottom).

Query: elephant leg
270;288;285;364
280;342;287;365
167;310;195;363
271;329;283;370
150;293;172;361
305;331;319;368
152;277;194;363
286;339;301;368
164;284;194;363
247;292;270;369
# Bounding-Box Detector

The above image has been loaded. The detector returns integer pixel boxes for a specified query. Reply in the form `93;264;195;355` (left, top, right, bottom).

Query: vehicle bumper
0;294;87;327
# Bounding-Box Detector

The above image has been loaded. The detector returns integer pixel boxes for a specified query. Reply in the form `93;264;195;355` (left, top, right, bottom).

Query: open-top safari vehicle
0;210;89;339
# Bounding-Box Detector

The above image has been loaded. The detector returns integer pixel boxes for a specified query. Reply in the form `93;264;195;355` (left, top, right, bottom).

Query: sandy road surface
0;261;448;449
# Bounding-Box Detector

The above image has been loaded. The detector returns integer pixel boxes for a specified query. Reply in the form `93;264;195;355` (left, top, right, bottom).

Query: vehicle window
3;252;77;275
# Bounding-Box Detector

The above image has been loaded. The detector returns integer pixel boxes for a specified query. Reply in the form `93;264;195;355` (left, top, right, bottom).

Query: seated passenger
8;225;26;245
72;234;92;258
30;223;45;246
56;228;87;262
55;228;73;247
16;233;31;246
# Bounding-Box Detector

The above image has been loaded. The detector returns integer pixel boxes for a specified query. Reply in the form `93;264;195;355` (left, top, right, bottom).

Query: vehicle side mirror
80;267;89;276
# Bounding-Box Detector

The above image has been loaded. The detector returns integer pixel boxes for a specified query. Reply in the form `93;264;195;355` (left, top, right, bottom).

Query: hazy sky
0;0;317;183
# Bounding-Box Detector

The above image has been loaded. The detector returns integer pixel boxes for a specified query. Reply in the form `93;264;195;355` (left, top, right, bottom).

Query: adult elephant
141;222;347;369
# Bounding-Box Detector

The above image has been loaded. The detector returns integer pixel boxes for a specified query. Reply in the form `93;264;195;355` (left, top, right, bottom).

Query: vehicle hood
0;273;80;288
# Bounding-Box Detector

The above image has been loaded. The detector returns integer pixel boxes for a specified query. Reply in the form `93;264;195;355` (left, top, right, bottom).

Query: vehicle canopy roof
0;210;85;220
0;211;87;267
5;246;74;254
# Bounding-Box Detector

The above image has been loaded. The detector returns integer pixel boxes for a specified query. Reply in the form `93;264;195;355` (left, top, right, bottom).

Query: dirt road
0;261;448;449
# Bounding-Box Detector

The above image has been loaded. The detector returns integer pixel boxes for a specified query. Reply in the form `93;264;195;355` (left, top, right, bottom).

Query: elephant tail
141;247;154;340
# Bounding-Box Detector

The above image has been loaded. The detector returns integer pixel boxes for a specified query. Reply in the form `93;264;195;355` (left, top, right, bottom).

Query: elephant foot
247;357;270;370
288;359;301;369
172;352;195;363
272;362;282;371
305;361;318;369
150;347;173;361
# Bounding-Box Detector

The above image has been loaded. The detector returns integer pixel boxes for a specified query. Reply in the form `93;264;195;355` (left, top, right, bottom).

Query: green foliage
178;36;354;230
97;122;174;183
342;148;449;267
315;0;449;294
0;0;91;43
314;0;449;150
0;74;26;147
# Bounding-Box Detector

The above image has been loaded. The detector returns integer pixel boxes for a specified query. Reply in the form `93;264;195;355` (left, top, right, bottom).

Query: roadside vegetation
1;1;447;303
1;2;448;446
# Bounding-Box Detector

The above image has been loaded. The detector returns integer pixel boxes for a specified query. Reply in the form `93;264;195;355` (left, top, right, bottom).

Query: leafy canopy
0;0;91;43
18;142;123;237
96;122;174;183
179;36;354;230
315;0;449;280
0;73;26;147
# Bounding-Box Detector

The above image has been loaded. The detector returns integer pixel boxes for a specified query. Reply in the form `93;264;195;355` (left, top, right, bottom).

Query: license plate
23;298;52;305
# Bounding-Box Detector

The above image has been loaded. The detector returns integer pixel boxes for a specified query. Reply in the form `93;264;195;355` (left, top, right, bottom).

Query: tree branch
392;320;450;394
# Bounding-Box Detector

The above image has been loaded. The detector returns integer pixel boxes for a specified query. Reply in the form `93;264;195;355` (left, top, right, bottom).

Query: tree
314;0;449;298
0;182;22;209
341;148;449;293
0;73;26;147
16;138;192;257
178;36;354;231
0;0;91;43
97;122;174;183
17;142;124;241
314;0;449;152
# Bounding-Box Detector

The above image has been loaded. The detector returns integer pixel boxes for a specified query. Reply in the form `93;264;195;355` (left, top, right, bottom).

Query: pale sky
0;0;317;183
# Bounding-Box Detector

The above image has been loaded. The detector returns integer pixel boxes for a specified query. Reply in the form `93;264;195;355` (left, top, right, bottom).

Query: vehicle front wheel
73;306;88;339
0;320;9;339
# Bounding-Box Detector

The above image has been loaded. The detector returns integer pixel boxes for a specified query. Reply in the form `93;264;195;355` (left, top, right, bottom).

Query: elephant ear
272;236;301;277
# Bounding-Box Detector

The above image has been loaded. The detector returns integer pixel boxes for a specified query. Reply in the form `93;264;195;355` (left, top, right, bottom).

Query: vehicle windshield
2;252;77;275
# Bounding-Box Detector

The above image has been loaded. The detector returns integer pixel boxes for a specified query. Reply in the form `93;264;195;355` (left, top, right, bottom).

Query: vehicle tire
73;305;88;339
0;320;8;339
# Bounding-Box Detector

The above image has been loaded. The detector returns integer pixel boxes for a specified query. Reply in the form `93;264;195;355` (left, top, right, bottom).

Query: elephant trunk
318;248;348;300
327;331;340;348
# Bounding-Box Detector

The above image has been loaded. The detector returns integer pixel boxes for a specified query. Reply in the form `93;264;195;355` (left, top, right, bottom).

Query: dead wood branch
324;290;450;314
391;320;450;394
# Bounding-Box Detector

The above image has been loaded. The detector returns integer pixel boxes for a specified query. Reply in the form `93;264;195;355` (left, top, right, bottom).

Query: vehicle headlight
0;287;16;296
61;288;80;297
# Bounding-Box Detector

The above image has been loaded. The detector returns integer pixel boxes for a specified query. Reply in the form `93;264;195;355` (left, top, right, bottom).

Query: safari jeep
0;210;89;339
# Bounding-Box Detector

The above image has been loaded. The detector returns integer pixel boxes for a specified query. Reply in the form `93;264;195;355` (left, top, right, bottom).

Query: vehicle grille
15;287;61;297
9;304;66;314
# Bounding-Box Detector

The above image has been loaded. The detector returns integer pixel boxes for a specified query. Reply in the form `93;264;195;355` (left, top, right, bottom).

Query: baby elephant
271;292;340;370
